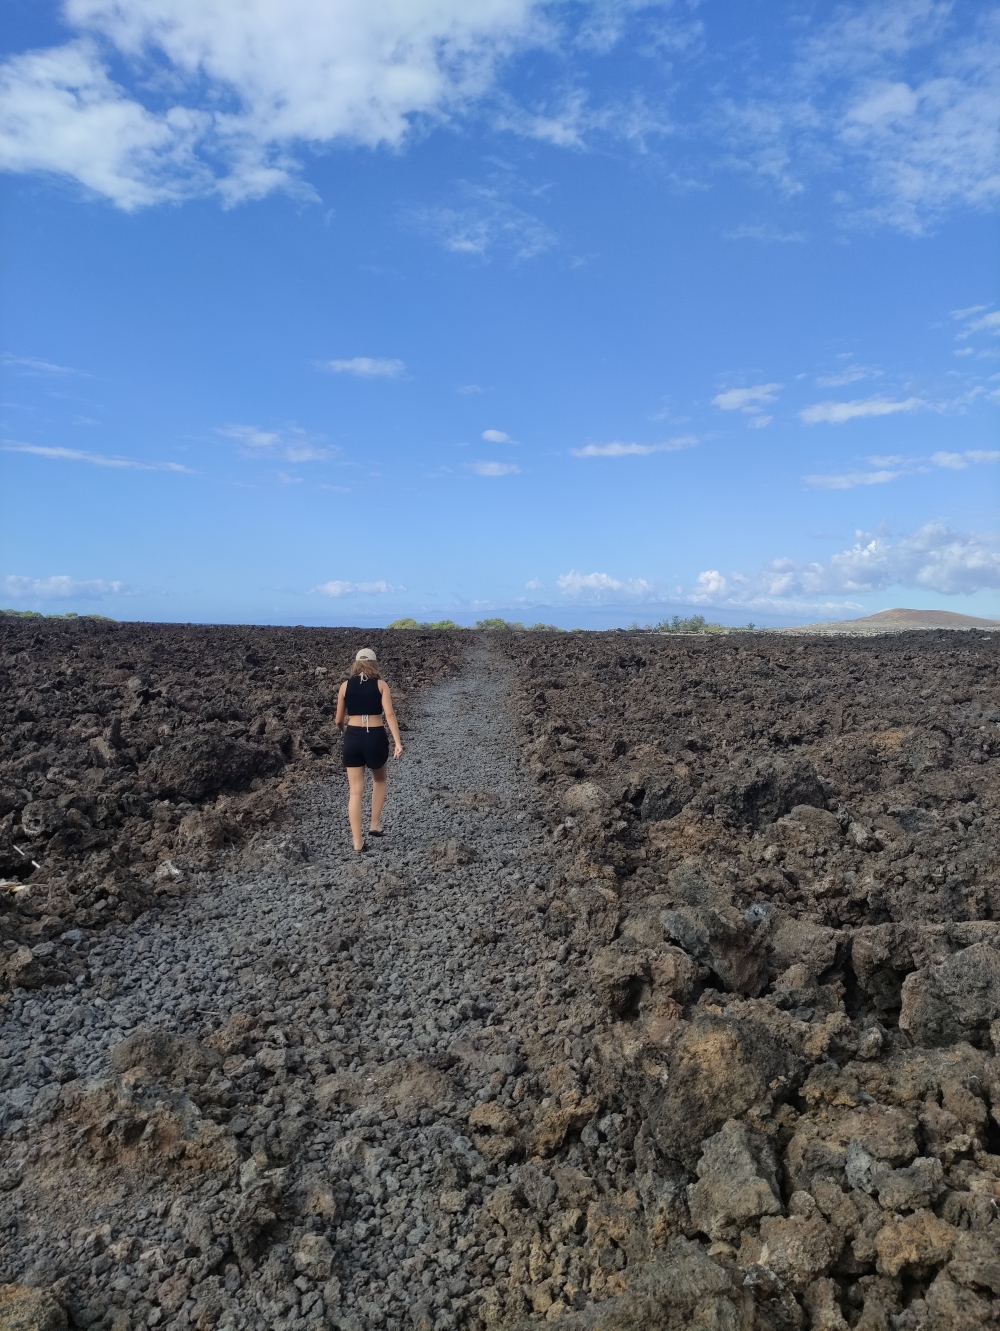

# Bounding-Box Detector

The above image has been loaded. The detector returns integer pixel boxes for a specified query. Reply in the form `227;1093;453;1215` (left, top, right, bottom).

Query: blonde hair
349;658;381;680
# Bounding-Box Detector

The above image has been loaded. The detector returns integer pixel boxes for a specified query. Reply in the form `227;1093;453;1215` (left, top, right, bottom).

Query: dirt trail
1;644;583;1330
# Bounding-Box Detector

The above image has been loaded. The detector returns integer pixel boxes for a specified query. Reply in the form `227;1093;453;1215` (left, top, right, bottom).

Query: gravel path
2;644;578;1330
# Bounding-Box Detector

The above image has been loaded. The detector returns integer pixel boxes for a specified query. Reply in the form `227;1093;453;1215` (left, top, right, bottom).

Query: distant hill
782;607;1000;635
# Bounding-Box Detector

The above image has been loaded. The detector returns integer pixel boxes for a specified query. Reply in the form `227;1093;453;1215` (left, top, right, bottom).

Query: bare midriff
346;716;384;726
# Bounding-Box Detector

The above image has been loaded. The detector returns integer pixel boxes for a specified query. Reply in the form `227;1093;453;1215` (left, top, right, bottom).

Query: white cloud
410;189;557;262
931;448;1000;469
804;468;903;489
1;440;192;471
817;363;883;387
0;40;213;209
799;395;926;424
804;447;1000;489
457;384;483;394
712;383;782;413
952;304;989;320
311;579;394;597
525;577;543;589
318;357;405;379
693;570;729;597
216;422;330;461
685;521;1000;608
0;3;546;208
0;352;83;375
467;460;519;476
724;223;806;243
720;1;1000;233
3;573;125;600
0;0;993;237
482;428;513;443
556;570;654;598
571;435;698;457
956;309;1000;339
747;415;772;429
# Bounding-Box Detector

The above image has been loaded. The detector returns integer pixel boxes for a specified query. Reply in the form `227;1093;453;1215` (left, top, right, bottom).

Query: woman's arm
379;682;404;759
335;681;348;732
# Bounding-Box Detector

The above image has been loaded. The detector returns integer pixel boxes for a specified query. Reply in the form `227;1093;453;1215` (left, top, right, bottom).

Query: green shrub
655;614;728;634
387;617;463;630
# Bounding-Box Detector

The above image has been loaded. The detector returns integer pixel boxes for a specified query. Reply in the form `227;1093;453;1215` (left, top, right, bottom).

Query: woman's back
345;673;382;714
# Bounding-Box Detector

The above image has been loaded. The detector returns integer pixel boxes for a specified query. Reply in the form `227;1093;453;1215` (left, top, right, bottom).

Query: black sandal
369;829;385;838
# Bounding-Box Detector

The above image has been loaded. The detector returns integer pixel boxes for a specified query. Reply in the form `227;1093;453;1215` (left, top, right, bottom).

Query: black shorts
343;726;389;770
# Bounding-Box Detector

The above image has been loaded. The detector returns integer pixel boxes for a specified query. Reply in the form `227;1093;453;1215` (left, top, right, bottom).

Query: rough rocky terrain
2;623;1000;1331
0;620;458;991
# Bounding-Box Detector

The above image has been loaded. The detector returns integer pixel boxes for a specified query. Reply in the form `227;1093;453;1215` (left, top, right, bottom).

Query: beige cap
355;647;377;662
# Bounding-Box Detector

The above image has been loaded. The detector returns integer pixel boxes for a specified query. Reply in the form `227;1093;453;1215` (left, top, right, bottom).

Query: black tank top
345;674;383;715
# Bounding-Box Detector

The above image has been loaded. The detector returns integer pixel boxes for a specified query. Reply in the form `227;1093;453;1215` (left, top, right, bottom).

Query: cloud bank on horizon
1;0;998;625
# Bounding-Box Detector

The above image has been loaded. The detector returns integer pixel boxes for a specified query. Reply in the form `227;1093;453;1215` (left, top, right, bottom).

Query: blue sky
1;0;998;628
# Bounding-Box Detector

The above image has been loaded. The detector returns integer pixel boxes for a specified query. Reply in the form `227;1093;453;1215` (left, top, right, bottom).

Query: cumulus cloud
215;423;330;461
571;436;698;457
318;357;406;379
482;429;513;443
0;0;993;236
0;40;213;209
525;577;544;590
1;440;192;471
799;395;926;424
556;570;654;598
467;460;519;476
311;579;394;597
685;521;1000;609
0;2;546;208
712;383;782;413
3;573;126;600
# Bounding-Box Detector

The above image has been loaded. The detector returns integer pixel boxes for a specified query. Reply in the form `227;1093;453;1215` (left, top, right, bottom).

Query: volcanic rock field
1;619;999;1331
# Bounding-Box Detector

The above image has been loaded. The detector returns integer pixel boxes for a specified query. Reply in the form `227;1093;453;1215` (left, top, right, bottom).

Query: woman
335;648;404;852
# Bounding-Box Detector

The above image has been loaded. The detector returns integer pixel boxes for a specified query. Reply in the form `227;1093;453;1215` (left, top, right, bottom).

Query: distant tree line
386;618;566;632
0;609;114;621
386;615;758;633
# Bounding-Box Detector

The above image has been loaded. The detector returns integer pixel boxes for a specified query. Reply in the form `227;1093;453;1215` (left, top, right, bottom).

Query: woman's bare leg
346;766;366;850
370;764;387;832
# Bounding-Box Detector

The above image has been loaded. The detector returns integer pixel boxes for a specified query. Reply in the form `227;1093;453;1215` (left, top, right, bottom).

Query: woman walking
335;648;404;852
